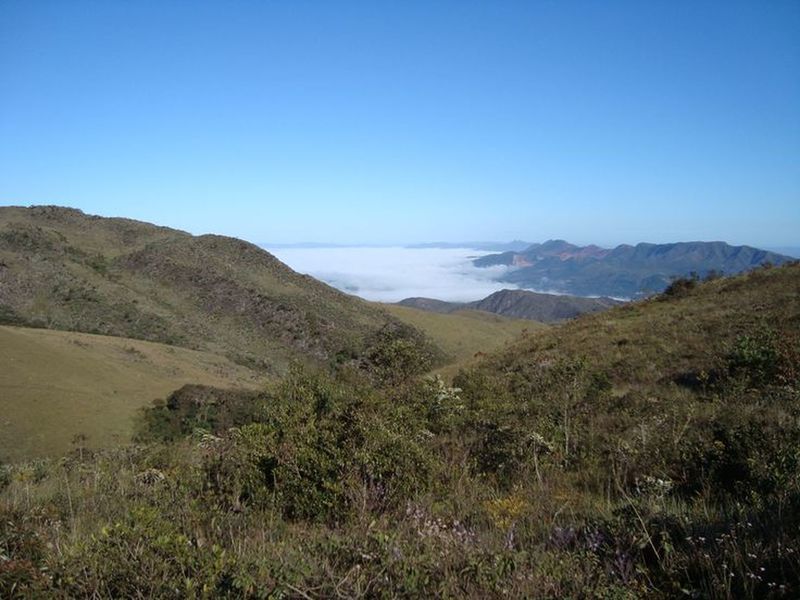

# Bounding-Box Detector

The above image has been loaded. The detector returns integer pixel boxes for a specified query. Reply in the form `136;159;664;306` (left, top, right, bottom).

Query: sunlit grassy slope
0;206;425;373
382;304;545;377
474;262;800;394
0;325;265;461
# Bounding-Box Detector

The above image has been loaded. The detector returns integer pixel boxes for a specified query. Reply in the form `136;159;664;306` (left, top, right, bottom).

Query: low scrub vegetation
2;265;799;597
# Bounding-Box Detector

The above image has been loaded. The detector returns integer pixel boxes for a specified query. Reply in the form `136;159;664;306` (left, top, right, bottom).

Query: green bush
662;272;699;297
52;506;238;598
361;322;439;386
727;331;780;387
136;385;265;442
199;368;433;522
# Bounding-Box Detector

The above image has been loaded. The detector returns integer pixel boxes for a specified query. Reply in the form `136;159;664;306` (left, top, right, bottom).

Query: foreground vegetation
2;264;799;597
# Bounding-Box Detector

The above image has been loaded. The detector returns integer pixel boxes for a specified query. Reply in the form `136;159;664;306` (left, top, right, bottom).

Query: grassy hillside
3;265;798;598
0;325;264;461
0;205;434;373
383;304;543;376
474;262;800;392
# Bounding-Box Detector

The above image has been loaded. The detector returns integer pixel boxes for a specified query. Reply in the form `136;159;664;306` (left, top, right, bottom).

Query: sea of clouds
264;246;517;303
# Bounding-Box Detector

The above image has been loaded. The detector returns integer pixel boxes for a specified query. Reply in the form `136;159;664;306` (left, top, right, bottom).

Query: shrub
0;463;9;492
674;414;800;505
0;509;47;596
361;322;440;386
136;385;264;442
52;506;238;598
472;421;533;486
662;272;699;297
727;331;780;387
726;328;799;389
200;368;433;522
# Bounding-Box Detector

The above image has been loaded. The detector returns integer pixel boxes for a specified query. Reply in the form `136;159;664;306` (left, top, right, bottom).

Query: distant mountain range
405;241;533;252
399;288;621;323
473;239;794;298
263;241;534;252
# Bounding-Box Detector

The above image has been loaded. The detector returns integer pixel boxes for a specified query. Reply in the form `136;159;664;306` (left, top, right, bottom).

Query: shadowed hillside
0;206;437;373
469;289;620;321
399;288;621;322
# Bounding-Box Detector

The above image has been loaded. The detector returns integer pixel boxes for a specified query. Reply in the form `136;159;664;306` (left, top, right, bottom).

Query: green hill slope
471;263;800;391
0;325;264;461
0;206;433;372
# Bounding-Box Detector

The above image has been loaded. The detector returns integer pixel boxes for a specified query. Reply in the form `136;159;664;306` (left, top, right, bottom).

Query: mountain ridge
474;239;793;297
0;205;438;373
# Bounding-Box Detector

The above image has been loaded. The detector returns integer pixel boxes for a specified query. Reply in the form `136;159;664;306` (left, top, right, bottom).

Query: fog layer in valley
265;246;516;303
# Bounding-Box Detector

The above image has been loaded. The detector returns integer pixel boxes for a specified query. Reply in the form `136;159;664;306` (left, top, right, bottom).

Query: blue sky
1;0;798;246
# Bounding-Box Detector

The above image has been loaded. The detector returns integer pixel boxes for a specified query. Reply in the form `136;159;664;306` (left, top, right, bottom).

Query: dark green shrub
361;322;440;386
200;368;433;522
675;416;800;504
0;508;50;597
52;506;238;598
355;420;432;510
472;421;533;487
0;304;25;326
726;329;799;389
136;385;265;442
0;463;9;492
662;273;699;298
727;331;780;387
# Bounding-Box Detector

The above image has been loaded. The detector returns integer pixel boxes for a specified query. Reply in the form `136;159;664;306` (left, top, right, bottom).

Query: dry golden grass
0;325;265;461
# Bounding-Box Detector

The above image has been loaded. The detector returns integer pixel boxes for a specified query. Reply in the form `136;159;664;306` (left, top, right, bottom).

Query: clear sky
1;0;798;247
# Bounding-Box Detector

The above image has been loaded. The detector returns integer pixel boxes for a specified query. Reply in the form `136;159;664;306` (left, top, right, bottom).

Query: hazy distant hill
467;289;621;321
0;206;433;372
405;240;532;252
766;246;800;259
399;288;620;322
474;239;793;297
396;297;463;314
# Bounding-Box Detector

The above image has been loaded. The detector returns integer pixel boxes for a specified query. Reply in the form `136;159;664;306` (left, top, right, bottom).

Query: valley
3;3;797;595
382;304;541;377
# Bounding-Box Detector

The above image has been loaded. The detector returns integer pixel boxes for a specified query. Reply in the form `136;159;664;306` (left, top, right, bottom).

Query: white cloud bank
264;246;516;303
